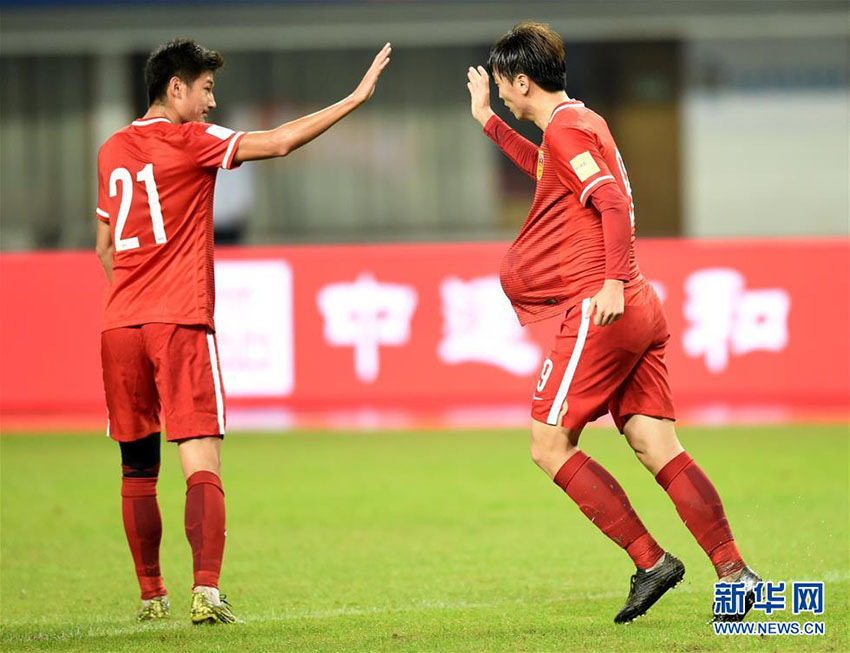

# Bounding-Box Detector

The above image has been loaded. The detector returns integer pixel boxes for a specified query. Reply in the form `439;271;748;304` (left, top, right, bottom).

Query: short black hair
487;22;567;92
144;38;224;105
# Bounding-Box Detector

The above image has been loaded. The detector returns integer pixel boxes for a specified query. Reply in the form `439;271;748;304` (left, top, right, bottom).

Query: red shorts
101;324;226;442
531;283;675;433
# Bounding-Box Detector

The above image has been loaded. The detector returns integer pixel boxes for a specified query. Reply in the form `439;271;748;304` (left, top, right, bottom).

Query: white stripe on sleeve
579;175;616;206
221;132;245;169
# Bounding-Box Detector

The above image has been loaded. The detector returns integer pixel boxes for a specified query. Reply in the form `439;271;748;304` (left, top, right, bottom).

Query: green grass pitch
1;424;848;652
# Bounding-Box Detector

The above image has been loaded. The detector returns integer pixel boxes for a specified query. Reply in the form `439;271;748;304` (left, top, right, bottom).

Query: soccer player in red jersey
467;23;761;623
95;39;391;623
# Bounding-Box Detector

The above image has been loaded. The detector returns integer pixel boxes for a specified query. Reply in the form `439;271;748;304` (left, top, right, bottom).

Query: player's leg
178;436;227;598
179;437;237;624
530;299;685;623
622;415;761;620
532;299;666;569
120;433;170;620
612;327;747;578
531;418;665;570
611;293;761;620
145;323;238;624
531;416;684;624
539;295;688;622
101;327;169;620
624;414;746;577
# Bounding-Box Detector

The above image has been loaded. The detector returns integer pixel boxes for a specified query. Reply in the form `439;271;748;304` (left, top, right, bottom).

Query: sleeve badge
570;150;601;182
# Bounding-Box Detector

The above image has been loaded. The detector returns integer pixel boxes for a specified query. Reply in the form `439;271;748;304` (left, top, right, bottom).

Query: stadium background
1;1;848;651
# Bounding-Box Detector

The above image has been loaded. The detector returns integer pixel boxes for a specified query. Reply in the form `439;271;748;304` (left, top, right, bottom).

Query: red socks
655;451;744;578
185;471;227;589
121;476;166;600
121;469;227;597
554;451;664;570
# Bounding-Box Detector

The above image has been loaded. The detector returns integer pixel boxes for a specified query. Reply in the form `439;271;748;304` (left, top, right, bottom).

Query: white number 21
109;163;166;252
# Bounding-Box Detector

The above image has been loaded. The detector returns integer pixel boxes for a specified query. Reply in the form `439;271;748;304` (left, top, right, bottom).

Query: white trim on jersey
546;298;591;425
131;118;172;127
96;207;110;219
221;132;245;169
206;332;226;434
549;100;585;123
580;174;616;206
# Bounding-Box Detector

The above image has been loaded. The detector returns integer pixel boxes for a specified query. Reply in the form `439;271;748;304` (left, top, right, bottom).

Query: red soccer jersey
96;117;245;332
485;100;643;325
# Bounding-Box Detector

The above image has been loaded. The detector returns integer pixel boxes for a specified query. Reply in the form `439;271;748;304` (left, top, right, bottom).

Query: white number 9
537;358;554;392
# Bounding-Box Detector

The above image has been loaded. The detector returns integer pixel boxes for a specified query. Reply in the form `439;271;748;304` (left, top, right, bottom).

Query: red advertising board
1;239;847;430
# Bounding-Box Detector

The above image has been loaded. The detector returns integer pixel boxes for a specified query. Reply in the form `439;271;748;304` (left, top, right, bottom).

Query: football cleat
614;552;686;623
713;566;762;622
190;591;241;625
137;595;170;622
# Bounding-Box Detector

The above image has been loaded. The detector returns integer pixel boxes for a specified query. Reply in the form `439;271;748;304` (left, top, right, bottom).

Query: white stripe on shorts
547;298;591;425
206;332;225;434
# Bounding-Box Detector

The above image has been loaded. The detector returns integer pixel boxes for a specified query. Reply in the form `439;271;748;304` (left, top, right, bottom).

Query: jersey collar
548;99;585;124
131;117;172;127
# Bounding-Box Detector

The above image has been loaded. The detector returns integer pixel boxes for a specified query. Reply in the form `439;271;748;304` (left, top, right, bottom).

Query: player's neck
532;91;570;131
141;103;182;125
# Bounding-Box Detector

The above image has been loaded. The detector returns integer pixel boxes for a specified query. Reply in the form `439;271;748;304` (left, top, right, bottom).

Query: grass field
1;424;848;652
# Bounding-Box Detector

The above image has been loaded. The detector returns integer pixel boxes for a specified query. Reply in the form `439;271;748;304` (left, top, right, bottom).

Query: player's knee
624;416;683;474
529;422;578;471
626;432;650;457
529;440;550;468
120;432;161;478
625;432;661;471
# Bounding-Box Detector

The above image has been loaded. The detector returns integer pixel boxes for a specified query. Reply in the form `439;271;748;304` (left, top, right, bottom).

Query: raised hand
352;43;392;105
467;65;495;127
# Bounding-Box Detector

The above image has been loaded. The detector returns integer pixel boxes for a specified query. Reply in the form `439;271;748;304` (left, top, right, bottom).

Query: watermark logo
792;582;824;615
713;582;748;617
713;581;826;637
752;581;786;615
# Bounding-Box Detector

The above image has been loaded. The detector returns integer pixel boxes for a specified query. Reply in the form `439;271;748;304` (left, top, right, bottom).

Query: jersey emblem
570;150;601;182
536;150;545;180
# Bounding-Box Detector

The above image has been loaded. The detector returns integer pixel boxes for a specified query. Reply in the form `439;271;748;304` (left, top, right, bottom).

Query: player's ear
168;76;183;101
516;74;530;96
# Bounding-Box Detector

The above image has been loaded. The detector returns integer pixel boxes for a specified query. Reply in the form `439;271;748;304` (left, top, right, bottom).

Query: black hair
144;38;224;105
487;21;567;92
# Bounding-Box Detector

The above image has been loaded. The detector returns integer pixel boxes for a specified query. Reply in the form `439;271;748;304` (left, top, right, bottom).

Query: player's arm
466;65;539;179
95;220;114;283
549;127;627;326
234;44;391;163
587;182;631;326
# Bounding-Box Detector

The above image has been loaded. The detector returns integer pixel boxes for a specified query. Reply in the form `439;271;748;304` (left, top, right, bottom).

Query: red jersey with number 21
96;117;245;332
485;100;643;325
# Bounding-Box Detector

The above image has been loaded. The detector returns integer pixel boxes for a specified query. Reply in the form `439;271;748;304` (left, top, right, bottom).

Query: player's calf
654;451;746;578
553;449;665;570
184;468;227;593
120;432;167;603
